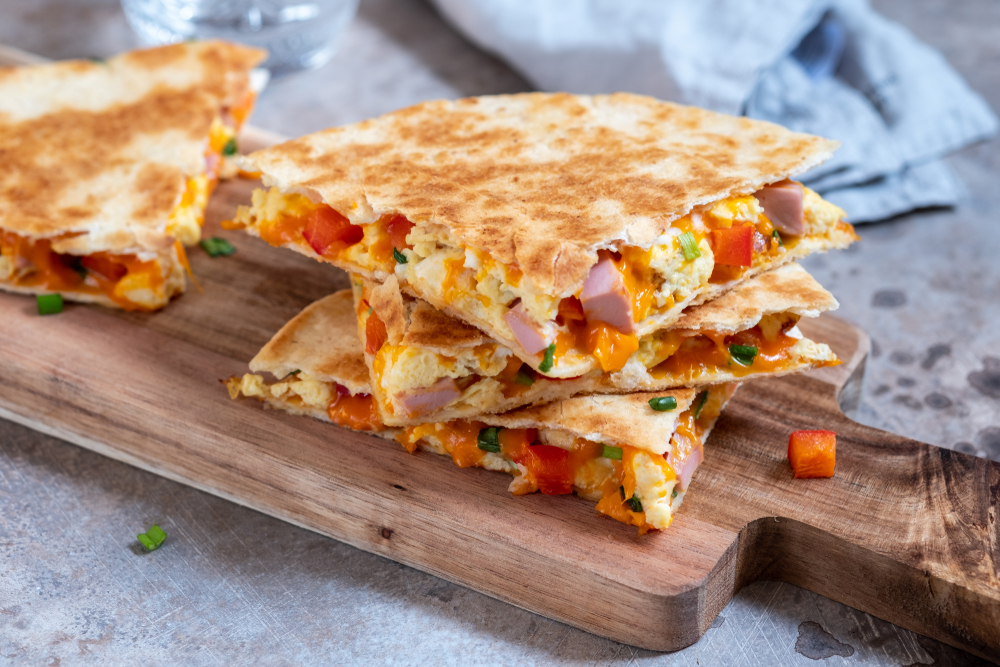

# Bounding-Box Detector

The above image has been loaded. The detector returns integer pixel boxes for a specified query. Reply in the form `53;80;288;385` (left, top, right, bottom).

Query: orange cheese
0;230;165;311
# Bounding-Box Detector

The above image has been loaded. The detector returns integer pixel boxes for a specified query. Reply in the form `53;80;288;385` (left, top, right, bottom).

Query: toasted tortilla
0;40;265;257
249;290;375;398
353;263;838;425
242;92;837;296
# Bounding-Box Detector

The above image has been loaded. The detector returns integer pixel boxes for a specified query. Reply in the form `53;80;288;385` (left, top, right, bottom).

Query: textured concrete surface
1;0;998;665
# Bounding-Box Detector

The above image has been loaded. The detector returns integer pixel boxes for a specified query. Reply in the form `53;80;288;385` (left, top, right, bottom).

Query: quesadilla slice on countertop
0;40;266;311
353;262;838;425
226;289;737;533
228;92;857;375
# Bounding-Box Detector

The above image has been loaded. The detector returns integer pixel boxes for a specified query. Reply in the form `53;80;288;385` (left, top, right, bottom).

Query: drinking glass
121;0;359;77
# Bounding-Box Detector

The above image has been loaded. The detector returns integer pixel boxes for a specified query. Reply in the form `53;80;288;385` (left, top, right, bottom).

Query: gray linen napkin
430;0;997;222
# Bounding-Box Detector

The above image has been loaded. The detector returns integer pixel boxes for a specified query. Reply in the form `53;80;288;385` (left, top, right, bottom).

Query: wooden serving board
1;45;998;659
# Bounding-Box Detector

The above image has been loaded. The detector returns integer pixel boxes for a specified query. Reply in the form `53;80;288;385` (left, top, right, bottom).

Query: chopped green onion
368;306;373;315
200;237;236;257
282;369;301;380
137;524;167;551
88;56;106;64
602;445;623;460
619;486;643;512
36;294;63;315
678;231;701;261
392;247;408;264
671;488;678;499
772;229;783;246
514;370;535;386
729;344;758;367
477;427;502;453
693;390;709;419
648;396;678;412
538;343;556;373
222;137;238;157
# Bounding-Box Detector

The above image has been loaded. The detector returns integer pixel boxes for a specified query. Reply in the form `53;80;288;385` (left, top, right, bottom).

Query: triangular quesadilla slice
226;290;737;534
354;262;837;425
228;92;856;373
0;41;266;311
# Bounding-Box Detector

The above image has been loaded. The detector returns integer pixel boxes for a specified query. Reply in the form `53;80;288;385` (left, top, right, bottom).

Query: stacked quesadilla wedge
0;41;266;311
228;290;737;533
352;263;839;424
224;92;858;534
228;92;856;375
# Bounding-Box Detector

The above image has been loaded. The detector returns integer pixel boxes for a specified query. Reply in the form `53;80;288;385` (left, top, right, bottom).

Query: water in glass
121;0;359;77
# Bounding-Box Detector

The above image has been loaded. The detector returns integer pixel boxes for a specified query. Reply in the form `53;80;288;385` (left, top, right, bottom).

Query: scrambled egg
166;174;210;246
230;371;332;409
631;450;678;530
380;344;507;393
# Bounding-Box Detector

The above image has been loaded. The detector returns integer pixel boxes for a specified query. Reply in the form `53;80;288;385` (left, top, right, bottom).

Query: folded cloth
430;0;997;222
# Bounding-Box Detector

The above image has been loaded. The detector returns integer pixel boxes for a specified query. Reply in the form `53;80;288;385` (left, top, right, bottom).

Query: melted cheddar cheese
233;183;851;377
229;372;736;534
0;230;177;311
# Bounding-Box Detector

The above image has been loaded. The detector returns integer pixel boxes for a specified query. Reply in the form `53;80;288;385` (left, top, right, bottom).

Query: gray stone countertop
1;0;998;665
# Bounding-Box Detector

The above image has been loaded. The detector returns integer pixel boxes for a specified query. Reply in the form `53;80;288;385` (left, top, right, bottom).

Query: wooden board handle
685;372;1000;660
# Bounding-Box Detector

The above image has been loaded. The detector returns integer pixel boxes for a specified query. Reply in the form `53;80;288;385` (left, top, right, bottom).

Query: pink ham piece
579;257;635;334
754;181;806;237
503;302;552;355
396;377;461;418
675;444;704;491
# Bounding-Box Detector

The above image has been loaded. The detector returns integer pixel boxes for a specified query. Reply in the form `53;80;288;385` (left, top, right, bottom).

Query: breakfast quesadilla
0;41;266;311
353;262;838;424
228;92;857;375
226;289;737;533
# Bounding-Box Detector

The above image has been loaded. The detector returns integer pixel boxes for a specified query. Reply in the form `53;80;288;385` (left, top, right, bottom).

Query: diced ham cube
396;377;462;418
503;301;553;355
579;257;635;334
675;444;704;491
754;181;805;237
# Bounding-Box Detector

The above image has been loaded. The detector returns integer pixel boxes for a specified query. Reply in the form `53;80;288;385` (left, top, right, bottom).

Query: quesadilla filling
228;372;734;533
0;232;187;310
360;287;833;420
167;91;258;246
229;181;854;377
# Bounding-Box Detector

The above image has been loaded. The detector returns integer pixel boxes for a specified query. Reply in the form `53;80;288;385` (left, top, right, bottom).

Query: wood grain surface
0;123;997;660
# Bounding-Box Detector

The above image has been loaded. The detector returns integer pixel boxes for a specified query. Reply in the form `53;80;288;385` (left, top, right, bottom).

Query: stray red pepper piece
788;430;836;478
518;444;573;495
711;224;754;267
302;207;363;256
386;215;415;250
365;308;388;355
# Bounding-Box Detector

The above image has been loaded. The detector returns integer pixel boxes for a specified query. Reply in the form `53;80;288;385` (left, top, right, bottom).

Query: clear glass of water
121;0;360;77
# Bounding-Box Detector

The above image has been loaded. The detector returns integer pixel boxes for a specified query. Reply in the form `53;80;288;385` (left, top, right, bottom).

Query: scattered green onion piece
137;524;167;551
282;369;301;380
678;231;701;261
618;486;643;512
648;396;678;412
514;370;535;386
477;427;502;453
693;390;709;419
538;343;556;373
222;137;238;157
772;229;783;246
392;247;408;264
200;237;236;257
671;488;678;499
88;56;106;64
729;344;758;367
602;445;623;460
368;306;373;315
36;293;63;315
